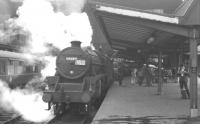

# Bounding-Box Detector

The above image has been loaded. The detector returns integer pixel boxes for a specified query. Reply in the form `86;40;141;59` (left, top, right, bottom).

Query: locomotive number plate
75;60;86;65
66;57;77;61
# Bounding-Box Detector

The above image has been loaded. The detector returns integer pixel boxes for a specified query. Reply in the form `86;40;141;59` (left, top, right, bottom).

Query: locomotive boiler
42;41;113;115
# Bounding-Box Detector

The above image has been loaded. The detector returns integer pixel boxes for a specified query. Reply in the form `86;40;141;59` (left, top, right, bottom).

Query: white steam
14;0;92;77
0;80;54;122
16;0;92;53
41;56;57;77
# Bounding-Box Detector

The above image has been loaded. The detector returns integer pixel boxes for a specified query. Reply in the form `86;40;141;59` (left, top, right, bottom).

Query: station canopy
88;0;200;59
0;0;200;60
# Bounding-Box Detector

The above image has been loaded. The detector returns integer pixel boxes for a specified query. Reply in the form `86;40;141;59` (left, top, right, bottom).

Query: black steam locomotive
42;41;113;115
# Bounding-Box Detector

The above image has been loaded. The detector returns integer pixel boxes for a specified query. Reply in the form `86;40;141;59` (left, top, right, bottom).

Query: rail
0;112;56;124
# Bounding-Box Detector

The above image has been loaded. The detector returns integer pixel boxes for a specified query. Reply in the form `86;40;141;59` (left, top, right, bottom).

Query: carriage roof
0;50;35;62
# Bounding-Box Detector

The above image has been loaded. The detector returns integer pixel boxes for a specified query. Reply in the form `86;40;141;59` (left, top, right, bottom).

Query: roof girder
94;10;192;37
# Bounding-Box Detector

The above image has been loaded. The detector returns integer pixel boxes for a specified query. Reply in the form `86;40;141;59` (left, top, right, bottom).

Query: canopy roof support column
189;28;199;117
157;51;163;95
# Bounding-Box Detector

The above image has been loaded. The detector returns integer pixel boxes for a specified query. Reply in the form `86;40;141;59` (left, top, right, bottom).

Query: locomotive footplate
43;91;70;103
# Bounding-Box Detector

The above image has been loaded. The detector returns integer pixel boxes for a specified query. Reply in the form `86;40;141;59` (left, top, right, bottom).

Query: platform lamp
137;49;141;53
146;36;155;44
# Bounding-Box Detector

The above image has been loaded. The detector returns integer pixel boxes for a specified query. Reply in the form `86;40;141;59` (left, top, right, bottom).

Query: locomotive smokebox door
56;41;91;79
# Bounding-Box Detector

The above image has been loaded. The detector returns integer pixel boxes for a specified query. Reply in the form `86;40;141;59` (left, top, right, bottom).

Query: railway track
0;111;91;124
50;113;92;124
0;112;20;124
0;102;98;124
0;112;56;124
0;111;94;124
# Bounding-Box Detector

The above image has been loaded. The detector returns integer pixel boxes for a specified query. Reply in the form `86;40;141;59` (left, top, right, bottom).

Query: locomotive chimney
71;41;81;47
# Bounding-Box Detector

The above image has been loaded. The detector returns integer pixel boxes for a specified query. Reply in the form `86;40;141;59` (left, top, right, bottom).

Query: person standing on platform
118;65;124;86
145;65;153;87
137;65;145;86
131;68;137;85
177;64;190;99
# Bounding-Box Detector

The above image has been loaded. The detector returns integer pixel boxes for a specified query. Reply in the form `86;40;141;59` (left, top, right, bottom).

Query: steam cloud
16;0;92;53
0;80;54;122
15;0;93;77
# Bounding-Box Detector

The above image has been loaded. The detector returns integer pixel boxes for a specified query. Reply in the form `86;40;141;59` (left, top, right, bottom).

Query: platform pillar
189;28;199;117
157;51;163;95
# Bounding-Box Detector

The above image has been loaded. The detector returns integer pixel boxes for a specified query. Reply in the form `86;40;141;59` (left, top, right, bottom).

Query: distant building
0;21;27;52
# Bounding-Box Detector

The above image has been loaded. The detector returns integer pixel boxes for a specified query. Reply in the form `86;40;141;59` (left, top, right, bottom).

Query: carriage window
32;65;35;72
0;60;6;75
9;60;14;65
8;60;14;75
15;61;23;75
25;65;34;73
19;61;23;66
34;65;39;72
25;66;30;73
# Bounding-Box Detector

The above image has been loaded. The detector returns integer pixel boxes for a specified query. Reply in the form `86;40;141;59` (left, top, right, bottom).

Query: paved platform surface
92;77;200;124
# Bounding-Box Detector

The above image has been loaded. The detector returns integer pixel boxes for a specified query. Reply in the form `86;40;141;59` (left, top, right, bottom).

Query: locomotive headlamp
70;70;74;74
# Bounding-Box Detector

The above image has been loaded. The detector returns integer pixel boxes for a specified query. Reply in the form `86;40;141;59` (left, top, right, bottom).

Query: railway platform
92;77;200;124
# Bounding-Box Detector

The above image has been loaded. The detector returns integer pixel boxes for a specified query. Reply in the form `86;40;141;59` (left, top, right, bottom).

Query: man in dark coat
137;66;145;86
118;65;124;86
177;65;190;99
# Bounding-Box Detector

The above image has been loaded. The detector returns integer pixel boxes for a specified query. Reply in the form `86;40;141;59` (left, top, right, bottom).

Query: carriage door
0;59;7;81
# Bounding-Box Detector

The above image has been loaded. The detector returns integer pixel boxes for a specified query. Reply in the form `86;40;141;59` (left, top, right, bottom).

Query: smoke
16;0;92;52
0;80;54;122
41;56;57;77
0;18;21;44
14;0;92;77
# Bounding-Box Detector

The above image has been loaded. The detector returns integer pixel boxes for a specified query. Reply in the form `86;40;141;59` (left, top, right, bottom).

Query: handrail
0;73;39;77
